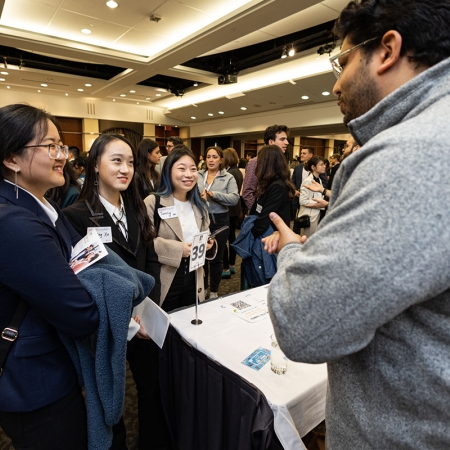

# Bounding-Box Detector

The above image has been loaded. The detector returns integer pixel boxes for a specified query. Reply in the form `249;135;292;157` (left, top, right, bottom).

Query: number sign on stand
189;231;209;325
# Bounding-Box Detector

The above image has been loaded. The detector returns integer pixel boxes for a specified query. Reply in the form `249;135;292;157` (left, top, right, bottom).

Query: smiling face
269;131;289;153
206;149;222;172
148;146;161;165
12;119;66;200
333;38;382;126
171;154;198;200
96;139;134;199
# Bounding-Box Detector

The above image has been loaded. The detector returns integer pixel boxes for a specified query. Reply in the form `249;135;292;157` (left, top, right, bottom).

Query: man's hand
262;213;306;254
307;198;329;209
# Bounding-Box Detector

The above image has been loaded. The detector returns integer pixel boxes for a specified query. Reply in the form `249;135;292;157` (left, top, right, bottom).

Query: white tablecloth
169;285;327;450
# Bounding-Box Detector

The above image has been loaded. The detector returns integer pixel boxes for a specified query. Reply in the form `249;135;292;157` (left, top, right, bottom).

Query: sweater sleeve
242;158;258;210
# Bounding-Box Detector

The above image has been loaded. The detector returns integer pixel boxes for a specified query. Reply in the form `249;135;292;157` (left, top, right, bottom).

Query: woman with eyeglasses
0;103;99;449
63;134;167;450
135;138;161;199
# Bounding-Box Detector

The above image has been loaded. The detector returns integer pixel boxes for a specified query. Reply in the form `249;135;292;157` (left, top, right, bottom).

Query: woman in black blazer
250;145;296;236
63;134;170;450
135;138;161;199
0;104;99;449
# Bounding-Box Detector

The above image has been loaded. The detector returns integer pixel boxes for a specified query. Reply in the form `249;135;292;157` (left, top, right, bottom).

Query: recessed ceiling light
65;93;68;96
208;113;213;116
120;94;126;97
130;90;136;93
218;111;224;114
85;83;92;87
81;29;91;34
322;91;330;96
41;83;48;87
106;0;118;8
191;116;196;119
288;47;295;57
136;102;139;104
155;88;167;92
77;88;84;92
0;71;8;75
155;94;161;97
7;86;10;89
0;78;5;82
193;82;198;87
301;95;309;100
145;97;150;100
240;107;247;110
37;90;41;92
113;99;115;101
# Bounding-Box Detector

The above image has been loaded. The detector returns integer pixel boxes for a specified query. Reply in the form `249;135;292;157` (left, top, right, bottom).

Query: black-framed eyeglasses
23;143;69;160
329;37;378;79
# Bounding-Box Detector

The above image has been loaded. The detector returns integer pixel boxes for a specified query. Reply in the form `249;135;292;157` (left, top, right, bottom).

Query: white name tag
158;206;177;219
256;203;263;213
87;226;112;243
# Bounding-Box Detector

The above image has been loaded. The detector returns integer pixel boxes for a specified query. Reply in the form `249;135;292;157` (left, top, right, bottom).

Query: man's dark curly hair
333;0;450;68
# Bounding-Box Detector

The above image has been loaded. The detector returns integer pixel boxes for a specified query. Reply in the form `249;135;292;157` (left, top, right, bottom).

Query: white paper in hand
132;297;171;349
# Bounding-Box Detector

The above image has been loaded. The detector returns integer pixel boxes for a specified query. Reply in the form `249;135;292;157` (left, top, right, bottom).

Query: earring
94;171;99;186
14;166;19;199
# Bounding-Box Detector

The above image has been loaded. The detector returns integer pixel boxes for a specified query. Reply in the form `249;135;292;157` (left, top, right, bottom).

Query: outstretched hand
305;179;323;192
261;213;306;254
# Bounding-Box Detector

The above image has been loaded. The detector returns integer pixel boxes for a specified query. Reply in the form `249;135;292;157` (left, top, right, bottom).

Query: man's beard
341;62;381;126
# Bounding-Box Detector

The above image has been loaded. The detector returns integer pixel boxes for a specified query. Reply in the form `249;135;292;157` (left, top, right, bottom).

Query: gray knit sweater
268;57;450;449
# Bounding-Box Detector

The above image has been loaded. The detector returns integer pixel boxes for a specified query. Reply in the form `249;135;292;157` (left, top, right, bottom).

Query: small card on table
241;347;271;371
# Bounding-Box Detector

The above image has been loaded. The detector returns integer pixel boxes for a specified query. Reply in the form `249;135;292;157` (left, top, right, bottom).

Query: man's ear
268;139;274;145
377;30;403;75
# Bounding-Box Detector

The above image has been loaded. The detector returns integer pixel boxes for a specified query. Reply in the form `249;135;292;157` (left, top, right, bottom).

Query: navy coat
0;180;99;412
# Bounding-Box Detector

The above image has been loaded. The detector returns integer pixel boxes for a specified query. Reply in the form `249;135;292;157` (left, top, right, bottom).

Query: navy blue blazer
0;180;99;413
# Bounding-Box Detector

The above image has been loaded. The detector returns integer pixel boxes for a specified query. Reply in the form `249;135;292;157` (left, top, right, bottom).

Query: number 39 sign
189;231;209;272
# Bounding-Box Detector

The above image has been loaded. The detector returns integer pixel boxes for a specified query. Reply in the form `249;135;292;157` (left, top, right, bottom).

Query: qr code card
241;347;271;371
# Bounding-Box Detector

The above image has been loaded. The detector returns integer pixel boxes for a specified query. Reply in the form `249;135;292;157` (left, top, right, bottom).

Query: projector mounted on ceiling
218;74;238;85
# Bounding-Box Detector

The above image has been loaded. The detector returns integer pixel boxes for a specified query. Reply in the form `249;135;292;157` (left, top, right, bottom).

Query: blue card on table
241;347;270;371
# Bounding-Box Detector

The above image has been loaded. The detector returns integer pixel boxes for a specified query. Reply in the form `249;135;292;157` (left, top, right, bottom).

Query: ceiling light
130;90;136;93
0;71;8;75
65;93;68;96
288;79;296;85
77;88;84;92
281;46;287;59
191;116;196;119
155;88;167;92
120;94;126;97
301;95;309;100
106;0;118;8
155;94;161;97
288;46;295;57
85;83;92;87
7;86;10;89
208;113;213;116
240;107;247;110
37;90;41;92
41;83;48;87
136;102;139;104
113;99;115;101
0;78;5;82
322;91;330;96
145;97;150;100
193;82;198;87
81;29;91;34
218;111;224;114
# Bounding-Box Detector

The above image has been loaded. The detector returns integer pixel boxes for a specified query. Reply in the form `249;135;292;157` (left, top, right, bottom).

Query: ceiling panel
178;0;255;15
113;29;171;56
1;0;57;29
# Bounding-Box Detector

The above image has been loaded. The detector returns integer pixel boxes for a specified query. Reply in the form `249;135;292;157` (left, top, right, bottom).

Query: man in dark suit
291;146;327;233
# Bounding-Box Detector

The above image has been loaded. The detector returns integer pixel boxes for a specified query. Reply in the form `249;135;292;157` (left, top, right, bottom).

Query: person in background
144;146;215;311
156;136;183;173
135;138;161;199
199;146;239;298
221;148;243;278
46;162;81;208
68;145;80;162
197;154;205;170
0;103;99;450
298;156;327;238
328;153;341;189
342;135;360;160
72;156;88;186
63;134;164;450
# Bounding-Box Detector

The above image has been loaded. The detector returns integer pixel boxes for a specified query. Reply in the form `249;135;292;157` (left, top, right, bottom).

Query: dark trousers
0;387;87;450
223;215;238;269
163;257;196;313
204;212;229;292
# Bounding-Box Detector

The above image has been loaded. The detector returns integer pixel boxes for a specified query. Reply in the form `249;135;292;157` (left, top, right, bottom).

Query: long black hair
78;134;155;245
136;138;160;198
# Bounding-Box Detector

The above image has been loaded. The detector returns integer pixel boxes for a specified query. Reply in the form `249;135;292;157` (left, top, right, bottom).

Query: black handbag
295;214;310;229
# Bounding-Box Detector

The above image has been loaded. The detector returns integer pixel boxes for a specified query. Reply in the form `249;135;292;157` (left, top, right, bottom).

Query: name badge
88;226;112;243
158;206;177;219
256;203;263;213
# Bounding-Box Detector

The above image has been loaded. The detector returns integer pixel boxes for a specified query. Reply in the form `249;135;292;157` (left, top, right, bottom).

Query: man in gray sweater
263;1;450;449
